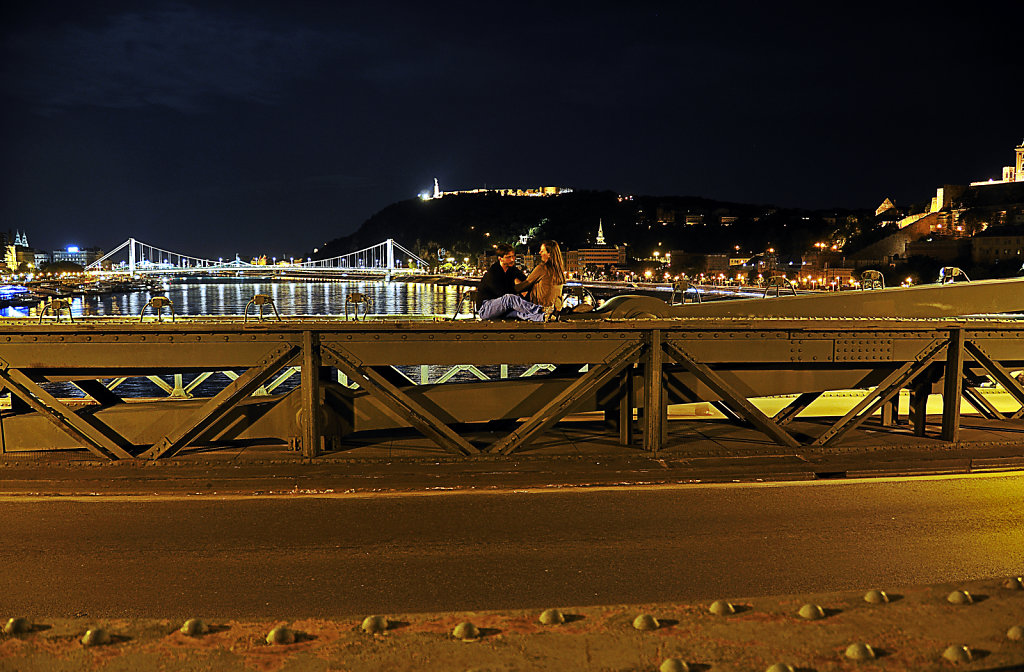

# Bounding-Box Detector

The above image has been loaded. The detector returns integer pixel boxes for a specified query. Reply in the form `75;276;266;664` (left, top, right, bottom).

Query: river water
3;278;537;397
2;278;472;319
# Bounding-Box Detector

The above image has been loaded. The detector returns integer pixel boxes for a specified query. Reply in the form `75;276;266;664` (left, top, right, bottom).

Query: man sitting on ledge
476;243;545;322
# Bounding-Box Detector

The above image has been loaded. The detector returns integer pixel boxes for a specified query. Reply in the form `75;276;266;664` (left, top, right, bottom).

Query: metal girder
4;317;1024;459
659;277;1024;319
618;370;634;445
489;340;645;455
72;379;125;407
644;330;665;453
773;392;821;426
961;385;1004;420
0;366;134;460
301;330;323;458
141;342;299;459
321;343;479;456
812;339;947;447
963;339;1024;421
661;341;802;450
942;329;965;442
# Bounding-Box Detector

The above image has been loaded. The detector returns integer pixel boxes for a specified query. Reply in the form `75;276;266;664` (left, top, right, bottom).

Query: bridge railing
2;317;1023;462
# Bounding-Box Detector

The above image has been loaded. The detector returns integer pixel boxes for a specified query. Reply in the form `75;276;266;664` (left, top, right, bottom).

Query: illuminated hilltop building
420;179;572;200
971;139;1024;186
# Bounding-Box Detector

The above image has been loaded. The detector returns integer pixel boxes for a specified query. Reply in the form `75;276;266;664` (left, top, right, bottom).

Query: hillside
310;190;871;265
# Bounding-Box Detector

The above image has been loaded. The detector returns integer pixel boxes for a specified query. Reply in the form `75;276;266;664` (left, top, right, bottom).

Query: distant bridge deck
2;315;1023;470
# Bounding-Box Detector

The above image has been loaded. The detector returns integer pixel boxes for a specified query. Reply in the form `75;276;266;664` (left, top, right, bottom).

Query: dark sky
2;2;1021;259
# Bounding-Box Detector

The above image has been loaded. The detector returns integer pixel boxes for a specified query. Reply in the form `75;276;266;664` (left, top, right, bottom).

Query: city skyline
2;2;1022;258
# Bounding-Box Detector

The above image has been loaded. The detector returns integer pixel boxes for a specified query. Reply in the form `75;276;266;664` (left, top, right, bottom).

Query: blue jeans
478;294;545;322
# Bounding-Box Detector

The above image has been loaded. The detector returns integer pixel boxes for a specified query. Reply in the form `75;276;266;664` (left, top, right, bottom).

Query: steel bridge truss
300;239;428;271
2;318;1024;460
86;238;428;274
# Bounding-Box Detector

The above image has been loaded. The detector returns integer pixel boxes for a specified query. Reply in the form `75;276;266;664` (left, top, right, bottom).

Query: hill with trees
310;190;872;270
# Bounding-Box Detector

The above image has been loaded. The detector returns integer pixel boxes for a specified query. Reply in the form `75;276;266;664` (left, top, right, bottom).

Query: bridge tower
128;237;136;274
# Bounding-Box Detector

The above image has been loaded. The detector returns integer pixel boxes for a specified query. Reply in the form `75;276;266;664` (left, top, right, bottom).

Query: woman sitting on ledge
516;240;566;318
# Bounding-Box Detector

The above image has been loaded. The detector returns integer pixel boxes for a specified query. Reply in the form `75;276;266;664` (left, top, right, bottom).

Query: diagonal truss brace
141;343;299;460
0;366;134;460
321;344;479;456
490;340;646;455
961;385;1005;420
662;341;802;449
964;340;1024;421
812;338;947;447
773;391;822;426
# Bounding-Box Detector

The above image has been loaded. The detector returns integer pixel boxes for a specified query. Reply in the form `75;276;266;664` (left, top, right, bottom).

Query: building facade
971;228;1024;264
565;245;628;276
51;246;104;267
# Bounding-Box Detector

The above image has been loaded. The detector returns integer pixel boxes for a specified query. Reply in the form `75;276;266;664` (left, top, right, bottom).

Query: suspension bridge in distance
85;238;430;277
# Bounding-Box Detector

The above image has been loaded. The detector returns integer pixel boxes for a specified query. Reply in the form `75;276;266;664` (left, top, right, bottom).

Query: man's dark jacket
476;262;526;308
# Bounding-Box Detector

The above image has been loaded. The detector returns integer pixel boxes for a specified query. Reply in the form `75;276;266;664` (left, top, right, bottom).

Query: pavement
2;426;1024;671
3;576;1023;671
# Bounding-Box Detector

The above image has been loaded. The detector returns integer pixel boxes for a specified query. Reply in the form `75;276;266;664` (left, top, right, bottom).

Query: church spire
596;219;606;245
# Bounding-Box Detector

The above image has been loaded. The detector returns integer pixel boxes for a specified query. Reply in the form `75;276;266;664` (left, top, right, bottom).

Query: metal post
881;396;897;426
618;368;634;446
643;329;663;453
910;379;929;437
301;330;323;458
941;328;964;442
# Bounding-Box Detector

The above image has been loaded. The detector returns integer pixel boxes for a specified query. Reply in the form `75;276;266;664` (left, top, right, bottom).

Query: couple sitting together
476;241;565;322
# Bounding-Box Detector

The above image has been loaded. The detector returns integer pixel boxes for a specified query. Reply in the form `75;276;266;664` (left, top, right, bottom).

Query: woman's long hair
541;240;566;284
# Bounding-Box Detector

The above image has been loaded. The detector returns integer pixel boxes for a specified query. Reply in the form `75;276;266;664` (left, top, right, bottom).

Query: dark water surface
3;278;470;318
5;279;547;397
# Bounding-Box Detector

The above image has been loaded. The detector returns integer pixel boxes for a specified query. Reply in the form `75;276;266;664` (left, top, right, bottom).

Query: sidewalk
3;576;1023;671
3;422;1023;671
2;422;1024;497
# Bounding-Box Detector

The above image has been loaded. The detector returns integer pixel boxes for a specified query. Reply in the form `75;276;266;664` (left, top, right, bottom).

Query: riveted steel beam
489;340;645;455
321;343;479;456
662;340;801;450
141;342;300;459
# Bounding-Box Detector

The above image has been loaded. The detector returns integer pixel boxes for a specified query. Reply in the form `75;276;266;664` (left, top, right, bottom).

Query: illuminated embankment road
3;473;1022;618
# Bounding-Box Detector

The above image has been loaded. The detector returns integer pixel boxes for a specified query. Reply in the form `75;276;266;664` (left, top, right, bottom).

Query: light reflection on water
2;279;473;318
4;279;508;398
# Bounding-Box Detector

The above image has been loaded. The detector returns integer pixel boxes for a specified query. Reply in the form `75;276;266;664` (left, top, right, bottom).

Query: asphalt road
3;473;1022;619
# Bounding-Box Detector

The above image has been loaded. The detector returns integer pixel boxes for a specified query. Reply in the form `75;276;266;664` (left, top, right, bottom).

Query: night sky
2;2;1021;259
